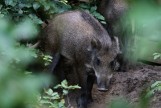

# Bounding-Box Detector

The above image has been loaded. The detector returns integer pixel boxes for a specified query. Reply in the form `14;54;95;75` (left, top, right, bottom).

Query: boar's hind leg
48;53;66;85
48;53;60;73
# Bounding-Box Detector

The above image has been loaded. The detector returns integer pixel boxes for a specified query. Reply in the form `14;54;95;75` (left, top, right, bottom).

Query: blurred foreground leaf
0;18;50;108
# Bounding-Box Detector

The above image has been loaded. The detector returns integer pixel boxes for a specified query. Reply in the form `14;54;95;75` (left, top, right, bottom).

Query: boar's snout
96;75;109;92
96;73;113;92
97;83;108;91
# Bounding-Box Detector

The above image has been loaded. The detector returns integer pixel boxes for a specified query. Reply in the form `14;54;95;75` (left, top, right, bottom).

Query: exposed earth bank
68;63;161;108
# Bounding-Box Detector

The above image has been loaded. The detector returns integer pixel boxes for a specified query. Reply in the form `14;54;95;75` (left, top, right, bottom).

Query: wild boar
43;10;119;108
98;0;130;71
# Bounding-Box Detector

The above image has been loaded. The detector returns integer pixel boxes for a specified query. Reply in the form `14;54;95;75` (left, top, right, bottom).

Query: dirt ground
67;63;161;108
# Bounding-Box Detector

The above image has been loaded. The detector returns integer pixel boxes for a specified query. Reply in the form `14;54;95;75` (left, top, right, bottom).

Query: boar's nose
97;79;108;92
97;87;108;91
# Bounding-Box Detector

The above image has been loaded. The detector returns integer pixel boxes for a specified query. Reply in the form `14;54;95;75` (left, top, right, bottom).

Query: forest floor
67;63;161;108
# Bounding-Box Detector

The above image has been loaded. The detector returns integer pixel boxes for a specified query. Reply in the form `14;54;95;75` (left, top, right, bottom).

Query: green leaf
154;54;161;60
40;100;53;104
90;6;97;12
29;14;43;24
146;81;161;98
93;12;105;20
63;89;68;95
153;53;159;55
146;90;154;98
108;98;131;108
0;5;3;9
60;0;68;4
13;18;38;40
33;2;40;10
42;96;51;99
18;9;23;14
5;0;17;6
101;21;106;24
68;85;81;89
51;92;59;97
50;101;59;108
58;99;65;108
46;89;54;95
79;4;89;9
0;14;4;18
151;81;161;89
51;94;60;100
54;84;62;89
44;3;50;11
61;80;68;89
24;3;32;8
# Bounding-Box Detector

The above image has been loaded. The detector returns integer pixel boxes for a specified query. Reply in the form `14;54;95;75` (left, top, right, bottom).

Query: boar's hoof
76;94;88;108
87;96;93;103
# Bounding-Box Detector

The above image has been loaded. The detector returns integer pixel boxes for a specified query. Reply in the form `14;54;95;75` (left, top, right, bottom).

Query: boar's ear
108;74;113;79
87;38;101;52
90;38;101;50
112;36;121;54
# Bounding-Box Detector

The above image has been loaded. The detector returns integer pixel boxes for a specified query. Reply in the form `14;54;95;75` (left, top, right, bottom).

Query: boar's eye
96;58;101;65
106;47;109;51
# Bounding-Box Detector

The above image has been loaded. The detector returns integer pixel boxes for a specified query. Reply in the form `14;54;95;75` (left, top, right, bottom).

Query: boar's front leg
87;74;95;103
76;69;95;108
76;73;88;108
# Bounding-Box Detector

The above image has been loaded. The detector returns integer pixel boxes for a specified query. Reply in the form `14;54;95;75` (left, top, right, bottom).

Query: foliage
39;80;81;108
54;79;81;90
72;2;106;24
0;18;50;108
0;0;71;24
0;17;80;108
40;89;65;108
42;54;53;66
78;3;106;24
153;53;161;60
108;98;133;108
146;81;161;98
108;92;150;108
125;1;161;60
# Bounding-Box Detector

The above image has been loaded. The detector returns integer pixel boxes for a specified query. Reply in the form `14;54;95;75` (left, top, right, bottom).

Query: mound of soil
67;64;161;108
